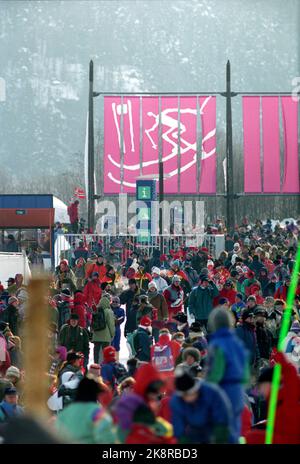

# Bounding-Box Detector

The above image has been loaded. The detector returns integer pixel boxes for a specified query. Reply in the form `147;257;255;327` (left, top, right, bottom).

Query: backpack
92;308;107;331
152;344;174;372
126;331;138;357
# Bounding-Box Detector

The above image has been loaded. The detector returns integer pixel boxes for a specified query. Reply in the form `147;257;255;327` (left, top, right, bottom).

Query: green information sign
137;186;151;200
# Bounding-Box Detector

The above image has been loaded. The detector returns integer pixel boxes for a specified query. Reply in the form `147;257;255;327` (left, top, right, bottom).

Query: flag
74;187;86;199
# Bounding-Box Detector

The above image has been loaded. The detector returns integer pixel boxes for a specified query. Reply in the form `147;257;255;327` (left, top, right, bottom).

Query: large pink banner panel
262;97;281;193
281;97;300;193
103;96;122;193
142;97;159;180
161;97;180;194
243;96;262;193
199;96;217;193
122;96;140;193
179;97;197;193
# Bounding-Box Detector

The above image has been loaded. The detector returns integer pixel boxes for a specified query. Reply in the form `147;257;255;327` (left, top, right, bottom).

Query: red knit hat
103;346;117;363
139;316;152;327
134;363;163;398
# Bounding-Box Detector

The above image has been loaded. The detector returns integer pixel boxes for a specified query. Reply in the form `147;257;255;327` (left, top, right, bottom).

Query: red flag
74;187;86;199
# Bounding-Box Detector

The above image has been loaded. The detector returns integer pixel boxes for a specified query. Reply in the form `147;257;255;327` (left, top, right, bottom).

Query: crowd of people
0;217;299;444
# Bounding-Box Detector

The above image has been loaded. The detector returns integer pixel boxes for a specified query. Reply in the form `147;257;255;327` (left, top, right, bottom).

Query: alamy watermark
95;194;205;236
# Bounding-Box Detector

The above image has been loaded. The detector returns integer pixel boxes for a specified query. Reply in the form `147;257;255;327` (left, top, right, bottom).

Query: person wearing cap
110;296;125;359
0;386;24;423
83;271;102;309
188;275;219;331
206;308;249;443
170;368;232;444
6;277;16;295
100;346;127;390
132;316;153;364
231;293;246;323
0;365;22;403
245;352;300;444
92;297;116;364
147;281;168;341
59;314;90;368
86;254;108;281
151;267;168;294
163;275;185;320
172;312;189;338
236;308;259;367
254;307;273;362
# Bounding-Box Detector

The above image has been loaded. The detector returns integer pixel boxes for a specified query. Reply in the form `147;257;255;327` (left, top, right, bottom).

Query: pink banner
243;96;262;193
161;97;180;194
142;97;159;179
262;97;281;192
179;97;197;193
103;96;122;193
122;96;140;193
281;97;300;193
199;96;217;193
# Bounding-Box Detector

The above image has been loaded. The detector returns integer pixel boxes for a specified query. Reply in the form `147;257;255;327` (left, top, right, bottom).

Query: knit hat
66;352;82;363
236;293;243;300
172;275;181;283
139;316;152;328
189;321;202;333
290;320;300;334
6;366;21;380
148;281;157;290
70;313;79;320
173;312;188;324
103;346;117;363
242;308;254;321
174;368;199;396
4;387;17;396
55;346;67;362
208;307;234;332
199;275;209;283
151;267;161;275
172;260;181;268
218;297;229;306
254;306;267;318
88;364;101;378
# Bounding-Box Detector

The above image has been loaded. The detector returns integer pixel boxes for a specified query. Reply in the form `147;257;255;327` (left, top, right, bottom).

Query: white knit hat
151;267;161;275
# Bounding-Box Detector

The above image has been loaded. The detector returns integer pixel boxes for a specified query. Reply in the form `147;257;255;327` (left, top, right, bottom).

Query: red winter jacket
213;287;237;307
83;279;102;308
67;202;79;224
274;284;300;302
72;293;87;328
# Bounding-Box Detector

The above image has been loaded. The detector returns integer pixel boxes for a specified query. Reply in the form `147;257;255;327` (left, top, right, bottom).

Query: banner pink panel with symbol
262;97;281;193
142;97;159;180
179;97;197;193
103;96;122;193
199;96;217;193
281;97;300;193
243;96;262;193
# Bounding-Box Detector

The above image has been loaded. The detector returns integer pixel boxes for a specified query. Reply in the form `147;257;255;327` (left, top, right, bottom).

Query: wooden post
23;276;50;420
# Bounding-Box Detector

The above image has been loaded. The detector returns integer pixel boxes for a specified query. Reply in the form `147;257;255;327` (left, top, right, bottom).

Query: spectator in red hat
100;346;127;391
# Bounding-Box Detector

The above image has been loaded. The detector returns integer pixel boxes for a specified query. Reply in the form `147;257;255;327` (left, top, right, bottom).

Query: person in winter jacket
114;363;176;444
254;307;273;362
274;275;300;302
163;276;185;319
124;295;139;338
134;264;152;292
100;346;127;390
4;297;19;336
56;377;117;444
183;264;199;289
133;316;153;364
56;289;73;330
83;272;102;309
58;352;84;387
151;268;168;294
147;281;168;341
246;352;300;444
151;332;181;377
120;279;146;318
92;297;116;364
231;293;246;323
59;314;90;368
249;254;265;277
110;296;125;359
188;276;219;330
136;295;154;326
214;279;237;307
206;308;249;443
74;257;86;290
257;268;270;297
283;320;300;371
72;291;87;328
55;260;77;293
85;254;108;281
241;270;259;298
67;200;79;234
0;387;24;423
176;347;203;377
74;241;88;262
170;368;232;444
236;308;259;367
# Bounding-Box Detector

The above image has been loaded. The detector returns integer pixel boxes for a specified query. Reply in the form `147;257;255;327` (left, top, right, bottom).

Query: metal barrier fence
54;234;225;266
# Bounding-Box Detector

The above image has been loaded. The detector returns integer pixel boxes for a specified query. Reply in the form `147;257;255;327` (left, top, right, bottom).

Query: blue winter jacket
170;381;232;443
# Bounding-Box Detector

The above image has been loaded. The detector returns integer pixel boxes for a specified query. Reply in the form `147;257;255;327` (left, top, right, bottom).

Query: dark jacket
255;324;273;359
5;304;19;335
119;288;146;317
125;304;139;337
59;324;89;358
188;283;219;321
235;323;259;366
134;327;152;362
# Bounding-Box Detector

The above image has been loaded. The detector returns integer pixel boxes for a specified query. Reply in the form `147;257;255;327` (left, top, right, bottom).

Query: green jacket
188;283;219;320
56;402;117;444
92;298;116;343
59;324;89;357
